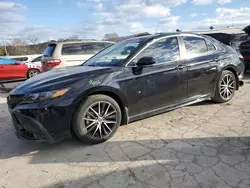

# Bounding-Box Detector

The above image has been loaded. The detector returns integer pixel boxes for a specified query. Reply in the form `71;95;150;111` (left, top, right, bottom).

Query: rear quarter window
43;44;56;57
183;36;208;57
206;40;216;53
61;42;106;55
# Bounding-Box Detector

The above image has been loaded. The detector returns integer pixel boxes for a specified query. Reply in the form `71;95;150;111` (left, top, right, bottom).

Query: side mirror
137;57;155;66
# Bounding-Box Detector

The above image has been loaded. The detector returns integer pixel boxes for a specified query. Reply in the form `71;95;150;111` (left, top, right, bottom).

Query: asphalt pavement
0;77;250;188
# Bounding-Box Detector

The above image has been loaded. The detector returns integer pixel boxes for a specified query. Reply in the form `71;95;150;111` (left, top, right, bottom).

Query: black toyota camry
7;33;245;144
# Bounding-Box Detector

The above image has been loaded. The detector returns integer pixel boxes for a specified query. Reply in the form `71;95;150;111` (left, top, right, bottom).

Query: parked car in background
30;55;42;67
239;40;250;70
6;54;42;63
8;33;244;144
0;58;41;81
204;33;248;52
198;30;249;71
41;40;114;71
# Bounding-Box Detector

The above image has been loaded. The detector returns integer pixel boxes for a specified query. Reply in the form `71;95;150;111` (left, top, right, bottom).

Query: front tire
73;95;122;144
212;70;236;103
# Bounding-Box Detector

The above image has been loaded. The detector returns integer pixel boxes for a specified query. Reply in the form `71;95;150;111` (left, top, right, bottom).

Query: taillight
46;59;61;67
42;59;61;72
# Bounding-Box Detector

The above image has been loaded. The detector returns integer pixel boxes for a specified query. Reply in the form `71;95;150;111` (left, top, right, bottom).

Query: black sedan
7;33;245;144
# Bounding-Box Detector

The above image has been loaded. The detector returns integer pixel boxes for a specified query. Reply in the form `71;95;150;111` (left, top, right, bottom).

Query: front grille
21;129;36;140
7;95;25;109
14;113;40;133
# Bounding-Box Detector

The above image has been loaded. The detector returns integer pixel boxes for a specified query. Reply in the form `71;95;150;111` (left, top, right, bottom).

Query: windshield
84;37;147;67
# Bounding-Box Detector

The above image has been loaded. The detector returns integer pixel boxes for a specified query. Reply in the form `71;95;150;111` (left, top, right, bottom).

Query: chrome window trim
125;33;218;67
125;35;181;67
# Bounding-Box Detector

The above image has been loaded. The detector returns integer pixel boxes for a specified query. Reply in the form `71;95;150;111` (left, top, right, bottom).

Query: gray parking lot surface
1;78;250;188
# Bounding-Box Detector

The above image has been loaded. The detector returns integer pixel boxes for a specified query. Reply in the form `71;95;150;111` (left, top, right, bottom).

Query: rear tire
212;70;236;103
27;69;40;78
73;95;122;145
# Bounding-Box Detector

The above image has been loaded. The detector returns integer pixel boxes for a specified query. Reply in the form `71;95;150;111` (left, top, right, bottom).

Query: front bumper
9;109;55;143
8;97;76;143
238;74;244;87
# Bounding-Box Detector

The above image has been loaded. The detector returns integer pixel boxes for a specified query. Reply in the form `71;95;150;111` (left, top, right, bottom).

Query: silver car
41;40;114;72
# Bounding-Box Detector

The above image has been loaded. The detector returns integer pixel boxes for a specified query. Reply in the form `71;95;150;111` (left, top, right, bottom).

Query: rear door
181;36;218;99
0;59;5;80
124;36;187;116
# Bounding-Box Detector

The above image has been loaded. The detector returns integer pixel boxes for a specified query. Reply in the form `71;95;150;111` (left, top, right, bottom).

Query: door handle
176;65;185;70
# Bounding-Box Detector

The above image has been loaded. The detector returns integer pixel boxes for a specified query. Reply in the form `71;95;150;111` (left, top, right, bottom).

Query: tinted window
183;37;207;57
206;40;216;53
44;44;56;57
232;34;248;42
104;42;113;48
32;56;42;62
134;37;180;64
61;42;106;55
84;37;147;66
84;43;106;54
0;58;16;65
11;57;28;61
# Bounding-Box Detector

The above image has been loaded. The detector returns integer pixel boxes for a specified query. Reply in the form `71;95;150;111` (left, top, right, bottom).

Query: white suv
41;40;114;71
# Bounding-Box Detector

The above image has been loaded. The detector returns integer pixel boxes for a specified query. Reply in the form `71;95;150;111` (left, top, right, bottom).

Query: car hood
11;66;114;95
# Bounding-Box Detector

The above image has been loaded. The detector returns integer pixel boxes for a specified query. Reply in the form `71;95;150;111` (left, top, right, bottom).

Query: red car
0;58;40;81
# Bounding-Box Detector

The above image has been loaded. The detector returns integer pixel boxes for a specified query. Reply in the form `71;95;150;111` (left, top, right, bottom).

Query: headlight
23;88;70;104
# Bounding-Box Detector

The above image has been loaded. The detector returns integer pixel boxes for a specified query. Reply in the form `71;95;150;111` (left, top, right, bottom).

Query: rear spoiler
243;25;250;35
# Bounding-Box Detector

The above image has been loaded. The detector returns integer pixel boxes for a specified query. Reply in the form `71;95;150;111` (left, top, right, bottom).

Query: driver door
124;37;188;117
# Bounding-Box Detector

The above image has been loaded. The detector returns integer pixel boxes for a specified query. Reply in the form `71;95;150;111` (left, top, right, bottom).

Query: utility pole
1;37;9;56
166;14;169;31
4;45;8;56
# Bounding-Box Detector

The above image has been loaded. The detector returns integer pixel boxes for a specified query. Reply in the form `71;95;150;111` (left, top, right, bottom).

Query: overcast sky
0;0;250;43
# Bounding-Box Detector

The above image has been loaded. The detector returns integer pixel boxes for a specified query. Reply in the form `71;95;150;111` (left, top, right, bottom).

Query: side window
62;43;85;55
104;42;113;48
62;43;105;55
0;59;16;65
32;56;42;62
183;37;208;57
133;37;180;65
84;43;105;54
206;40;216;53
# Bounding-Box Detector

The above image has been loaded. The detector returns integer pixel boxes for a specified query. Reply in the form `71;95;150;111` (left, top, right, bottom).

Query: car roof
123;32;205;43
49;40;115;45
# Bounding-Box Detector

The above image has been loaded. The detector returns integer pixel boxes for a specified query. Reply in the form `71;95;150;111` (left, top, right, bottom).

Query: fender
76;86;128;106
212;64;239;97
72;85;129;125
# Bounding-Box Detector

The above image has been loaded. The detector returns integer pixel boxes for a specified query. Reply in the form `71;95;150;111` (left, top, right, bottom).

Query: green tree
0;46;5;56
103;33;119;42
